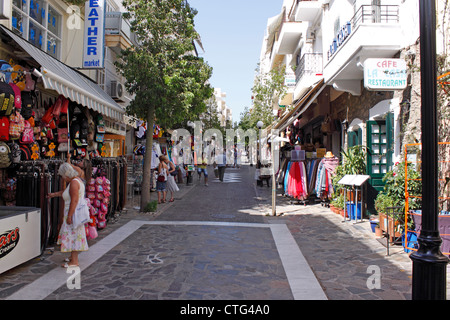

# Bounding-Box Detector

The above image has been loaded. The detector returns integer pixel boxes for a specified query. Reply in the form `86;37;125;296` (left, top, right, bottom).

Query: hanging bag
20;120;34;144
72;196;90;229
321;115;332;133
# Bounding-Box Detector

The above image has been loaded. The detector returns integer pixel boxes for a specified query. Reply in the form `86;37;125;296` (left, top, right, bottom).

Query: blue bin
402;231;418;253
347;202;361;220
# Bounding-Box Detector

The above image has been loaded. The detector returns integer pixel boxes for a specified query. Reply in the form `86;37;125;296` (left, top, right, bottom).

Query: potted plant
375;223;383;237
330;146;367;218
330;193;344;215
374;161;422;239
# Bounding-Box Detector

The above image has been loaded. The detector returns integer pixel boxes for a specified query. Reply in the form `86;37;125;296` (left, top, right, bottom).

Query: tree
115;0;213;210
250;63;287;128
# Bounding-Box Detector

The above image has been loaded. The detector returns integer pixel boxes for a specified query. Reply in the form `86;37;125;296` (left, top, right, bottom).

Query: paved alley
0;164;448;302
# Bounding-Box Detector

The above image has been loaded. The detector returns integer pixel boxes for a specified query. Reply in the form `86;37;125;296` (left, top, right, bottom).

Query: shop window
29;21;44;49
11;9;24;36
12;0;62;59
29;0;45;26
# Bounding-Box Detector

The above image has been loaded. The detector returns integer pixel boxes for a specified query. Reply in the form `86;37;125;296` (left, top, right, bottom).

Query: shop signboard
0;207;41;274
82;0;106;69
364;58;407;91
285;73;296;87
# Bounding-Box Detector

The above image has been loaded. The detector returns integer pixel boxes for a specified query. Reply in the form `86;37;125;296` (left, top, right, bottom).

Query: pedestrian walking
164;157;179;202
216;149;227;182
47;163;88;268
197;153;209;186
157;155;169;204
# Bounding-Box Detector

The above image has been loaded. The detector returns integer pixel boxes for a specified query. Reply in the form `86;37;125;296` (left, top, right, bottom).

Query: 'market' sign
82;0;105;69
364;58;407;91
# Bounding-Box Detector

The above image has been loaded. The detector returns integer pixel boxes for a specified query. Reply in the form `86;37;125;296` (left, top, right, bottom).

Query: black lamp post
409;0;449;300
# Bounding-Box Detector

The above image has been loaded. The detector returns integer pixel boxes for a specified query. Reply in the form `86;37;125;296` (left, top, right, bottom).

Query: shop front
0;24;127;273
271;80;341;207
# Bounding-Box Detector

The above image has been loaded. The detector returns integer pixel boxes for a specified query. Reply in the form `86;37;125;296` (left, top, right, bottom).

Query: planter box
379;213;402;241
410;211;450;255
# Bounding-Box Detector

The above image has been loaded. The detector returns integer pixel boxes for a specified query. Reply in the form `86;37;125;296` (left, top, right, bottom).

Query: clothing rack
15;159;64;253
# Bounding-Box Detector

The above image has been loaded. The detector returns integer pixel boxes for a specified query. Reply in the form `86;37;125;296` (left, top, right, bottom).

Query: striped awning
0;25;125;122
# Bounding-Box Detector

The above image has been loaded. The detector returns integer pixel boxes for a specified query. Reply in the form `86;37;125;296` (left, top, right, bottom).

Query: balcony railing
351;5;399;27
295;53;323;83
327;5;399;60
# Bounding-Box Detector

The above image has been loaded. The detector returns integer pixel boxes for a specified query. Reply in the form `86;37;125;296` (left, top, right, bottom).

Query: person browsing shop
47;163;88;268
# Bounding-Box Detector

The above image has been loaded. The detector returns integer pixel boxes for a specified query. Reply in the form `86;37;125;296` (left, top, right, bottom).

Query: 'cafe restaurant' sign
364;58;407;91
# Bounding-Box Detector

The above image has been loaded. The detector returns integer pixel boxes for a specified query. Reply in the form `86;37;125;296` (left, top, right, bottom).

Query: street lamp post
409;0;449;300
257;121;263;168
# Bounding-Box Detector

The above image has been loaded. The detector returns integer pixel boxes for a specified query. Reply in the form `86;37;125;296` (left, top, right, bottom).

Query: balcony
295;0;322;22
294;53;323;100
105;12;137;54
274;20;306;55
323;5;402;95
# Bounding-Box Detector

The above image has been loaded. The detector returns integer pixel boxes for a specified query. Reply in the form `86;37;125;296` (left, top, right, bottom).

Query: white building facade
259;0;448;214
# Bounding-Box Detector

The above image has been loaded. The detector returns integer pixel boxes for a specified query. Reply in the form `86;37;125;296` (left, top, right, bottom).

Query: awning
274;79;325;131
0;25;125;122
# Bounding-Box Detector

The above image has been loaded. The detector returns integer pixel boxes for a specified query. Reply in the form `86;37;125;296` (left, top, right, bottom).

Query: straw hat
324;151;334;158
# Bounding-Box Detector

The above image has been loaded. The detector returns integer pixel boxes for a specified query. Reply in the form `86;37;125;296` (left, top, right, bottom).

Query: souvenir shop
0;25;128;258
274;85;341;206
131;121;183;194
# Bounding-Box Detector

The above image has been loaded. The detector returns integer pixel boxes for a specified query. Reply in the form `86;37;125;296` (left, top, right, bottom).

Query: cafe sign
364;58;407;91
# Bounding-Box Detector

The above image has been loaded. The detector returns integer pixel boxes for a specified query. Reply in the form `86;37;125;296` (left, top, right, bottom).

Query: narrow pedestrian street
1;164;442;303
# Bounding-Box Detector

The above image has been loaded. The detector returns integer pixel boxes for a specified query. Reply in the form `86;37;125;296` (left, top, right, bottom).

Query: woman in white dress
164;157;179;202
48;163;88;267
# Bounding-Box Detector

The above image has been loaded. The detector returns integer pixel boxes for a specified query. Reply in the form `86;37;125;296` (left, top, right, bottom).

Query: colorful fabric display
284;161;308;200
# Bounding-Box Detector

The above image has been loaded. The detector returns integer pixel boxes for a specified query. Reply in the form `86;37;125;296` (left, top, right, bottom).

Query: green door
366;114;394;192
348;128;362;148
366;114;394;214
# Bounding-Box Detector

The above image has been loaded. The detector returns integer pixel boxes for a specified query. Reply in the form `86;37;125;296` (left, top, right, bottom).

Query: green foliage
144;200;158;213
239;64;287;129
331;145;367;196
115;0;213;127
330;193;344;210
341;145;367;175
115;0;213;210
374;161;422;215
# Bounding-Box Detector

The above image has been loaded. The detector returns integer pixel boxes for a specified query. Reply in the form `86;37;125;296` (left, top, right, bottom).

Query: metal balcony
295;53;323;83
105;12;138;53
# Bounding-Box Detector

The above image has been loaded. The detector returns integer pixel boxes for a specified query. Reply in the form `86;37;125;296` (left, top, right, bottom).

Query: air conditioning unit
110;80;124;101
306;30;315;40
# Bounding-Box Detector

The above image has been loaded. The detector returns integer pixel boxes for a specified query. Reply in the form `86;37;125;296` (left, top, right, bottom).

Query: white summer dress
57;178;89;253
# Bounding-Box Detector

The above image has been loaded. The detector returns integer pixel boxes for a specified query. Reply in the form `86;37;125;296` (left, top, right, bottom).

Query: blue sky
188;0;283;124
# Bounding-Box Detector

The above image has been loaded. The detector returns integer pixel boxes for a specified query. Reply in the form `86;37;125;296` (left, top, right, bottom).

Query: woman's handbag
157;174;166;182
170;166;179;177
72;197;90;229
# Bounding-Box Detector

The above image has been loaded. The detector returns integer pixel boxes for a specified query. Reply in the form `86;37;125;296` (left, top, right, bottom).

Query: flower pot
379;213;402;241
370;219;379;233
375;226;383;238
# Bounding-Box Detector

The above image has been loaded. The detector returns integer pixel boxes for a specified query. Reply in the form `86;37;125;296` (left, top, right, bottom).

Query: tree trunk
140;104;155;211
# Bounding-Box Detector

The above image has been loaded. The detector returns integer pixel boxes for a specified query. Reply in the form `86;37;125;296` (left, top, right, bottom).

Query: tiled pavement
0;165;449;301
